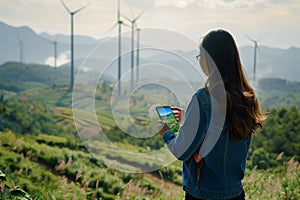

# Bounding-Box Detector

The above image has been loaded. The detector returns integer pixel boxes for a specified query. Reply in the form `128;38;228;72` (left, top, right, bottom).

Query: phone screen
156;106;180;133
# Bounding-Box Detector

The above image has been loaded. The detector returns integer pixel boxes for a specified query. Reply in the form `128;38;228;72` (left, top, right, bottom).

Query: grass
1;117;300;199
0;130;183;199
243;157;300;200
4;128;298;199
0;144;87;199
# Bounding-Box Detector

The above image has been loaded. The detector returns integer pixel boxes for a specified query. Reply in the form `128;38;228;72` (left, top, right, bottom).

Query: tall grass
244;157;300;200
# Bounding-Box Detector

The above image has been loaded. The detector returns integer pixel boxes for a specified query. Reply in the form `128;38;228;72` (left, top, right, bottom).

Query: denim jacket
163;88;251;200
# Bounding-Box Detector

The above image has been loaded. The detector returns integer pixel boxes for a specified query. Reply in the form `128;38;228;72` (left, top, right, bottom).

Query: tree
251;106;300;161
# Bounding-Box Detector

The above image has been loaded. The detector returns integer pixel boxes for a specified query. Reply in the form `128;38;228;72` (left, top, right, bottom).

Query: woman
159;29;265;200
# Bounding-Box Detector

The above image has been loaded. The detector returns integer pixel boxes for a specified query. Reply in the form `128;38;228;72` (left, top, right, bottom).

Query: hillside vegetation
0;98;183;199
258;78;300;109
0;63;299;199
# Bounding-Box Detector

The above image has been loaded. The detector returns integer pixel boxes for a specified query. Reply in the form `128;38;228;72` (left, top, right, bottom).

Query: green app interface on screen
156;106;180;133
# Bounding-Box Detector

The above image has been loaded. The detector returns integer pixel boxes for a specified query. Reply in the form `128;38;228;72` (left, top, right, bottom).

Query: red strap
193;153;202;163
193;153;203;180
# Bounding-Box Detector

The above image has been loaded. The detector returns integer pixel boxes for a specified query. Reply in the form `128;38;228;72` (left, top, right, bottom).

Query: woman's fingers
171;107;184;123
172;107;182;112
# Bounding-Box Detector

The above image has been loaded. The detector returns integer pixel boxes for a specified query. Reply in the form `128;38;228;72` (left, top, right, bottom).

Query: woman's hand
158;120;169;136
172;107;184;123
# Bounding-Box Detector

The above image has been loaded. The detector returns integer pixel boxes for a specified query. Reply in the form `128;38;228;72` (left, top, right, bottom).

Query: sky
0;0;300;48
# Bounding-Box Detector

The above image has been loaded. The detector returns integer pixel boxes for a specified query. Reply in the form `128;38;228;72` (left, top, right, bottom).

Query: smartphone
156;106;180;133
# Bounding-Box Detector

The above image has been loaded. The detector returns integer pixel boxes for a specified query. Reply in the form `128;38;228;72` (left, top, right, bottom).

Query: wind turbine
41;36;58;68
249;38;258;86
105;0;130;96
17;34;24;64
246;35;260;86
117;0;122;96
49;39;58;84
60;0;90;91
122;10;145;90
53;40;58;69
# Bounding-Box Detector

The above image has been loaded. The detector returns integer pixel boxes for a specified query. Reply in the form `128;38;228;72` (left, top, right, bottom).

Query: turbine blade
104;22;118;35
60;0;71;13
256;34;262;43
122;21;131;28
129;8;134;19
244;34;256;43
73;3;90;14
134;9;146;21
117;0;120;20
121;14;132;22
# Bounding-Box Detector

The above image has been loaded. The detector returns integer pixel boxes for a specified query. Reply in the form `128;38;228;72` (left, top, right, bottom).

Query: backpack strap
193;153;203;180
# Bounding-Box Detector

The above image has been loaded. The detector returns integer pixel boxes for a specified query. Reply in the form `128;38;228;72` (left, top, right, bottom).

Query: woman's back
181;88;250;200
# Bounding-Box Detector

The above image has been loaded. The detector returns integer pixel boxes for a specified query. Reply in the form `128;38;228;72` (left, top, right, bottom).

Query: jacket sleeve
162;94;207;161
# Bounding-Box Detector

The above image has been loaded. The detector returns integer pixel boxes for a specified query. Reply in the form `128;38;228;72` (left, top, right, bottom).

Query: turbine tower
53;40;58;69
117;0;122;96
60;0;89;91
249;38;258;86
136;28;141;83
122;10;145;90
104;0;130;96
17;34;24;64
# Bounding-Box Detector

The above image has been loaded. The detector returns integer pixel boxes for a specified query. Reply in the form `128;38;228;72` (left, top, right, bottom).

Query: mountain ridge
1;20;299;82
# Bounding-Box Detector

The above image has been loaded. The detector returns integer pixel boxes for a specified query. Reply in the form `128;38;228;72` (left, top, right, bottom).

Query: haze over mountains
1;20;299;82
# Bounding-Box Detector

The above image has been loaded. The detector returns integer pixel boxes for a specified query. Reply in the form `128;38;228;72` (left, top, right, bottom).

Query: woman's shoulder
196;87;210;96
195;87;211;105
195;87;208;95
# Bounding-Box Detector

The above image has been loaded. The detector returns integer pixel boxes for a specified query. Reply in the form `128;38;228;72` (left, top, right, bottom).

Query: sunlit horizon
0;0;299;49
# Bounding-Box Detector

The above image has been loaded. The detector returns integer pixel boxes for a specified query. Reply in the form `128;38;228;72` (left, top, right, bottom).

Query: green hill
0;62;69;92
257;78;300;109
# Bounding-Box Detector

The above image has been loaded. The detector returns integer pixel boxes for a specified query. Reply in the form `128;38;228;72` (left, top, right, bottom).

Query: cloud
45;51;70;67
195;0;268;9
150;0;294;9
81;66;92;72
153;0;198;8
123;0;154;9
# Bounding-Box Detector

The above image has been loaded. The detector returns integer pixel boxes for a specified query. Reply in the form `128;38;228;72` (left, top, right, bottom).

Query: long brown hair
202;29;265;140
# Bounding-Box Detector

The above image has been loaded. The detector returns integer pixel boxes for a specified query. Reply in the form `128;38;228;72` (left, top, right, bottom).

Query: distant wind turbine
60;0;90;91
247;36;259;86
41;36;58;68
117;0;122;96
122;9;145;90
105;0;130;96
53;40;58;69
17;34;24;64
